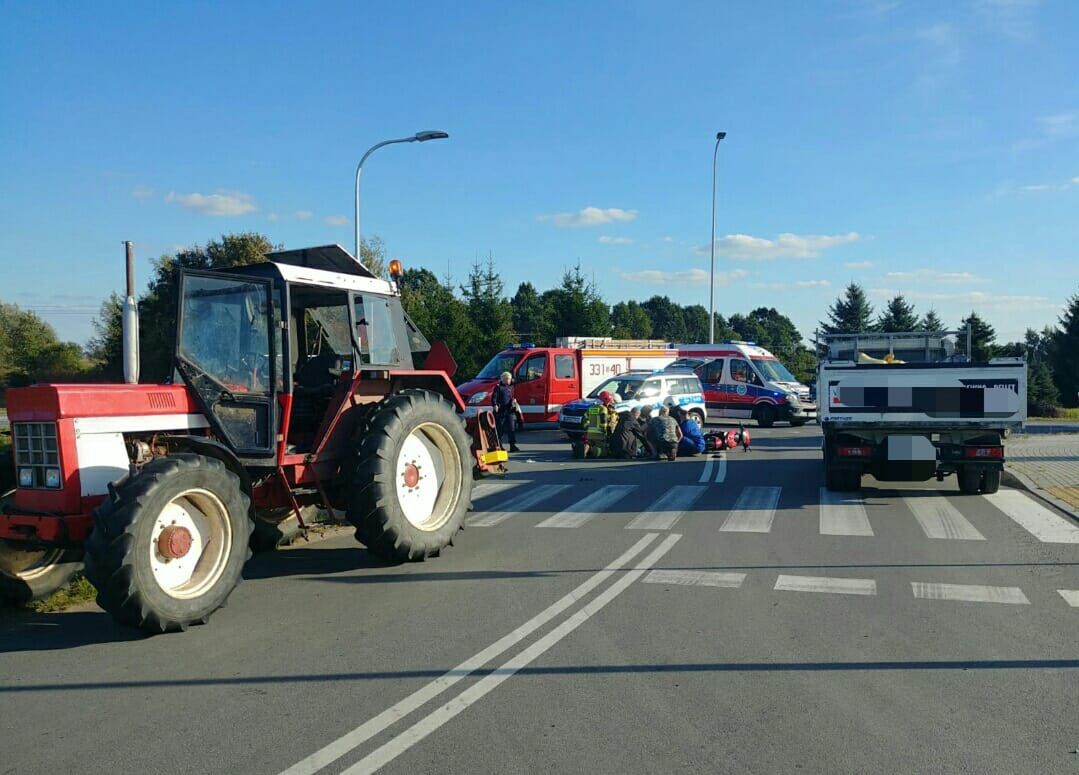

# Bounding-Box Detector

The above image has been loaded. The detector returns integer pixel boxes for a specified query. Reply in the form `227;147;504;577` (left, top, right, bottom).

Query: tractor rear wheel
84;455;252;633
346;390;472;562
0;491;84;605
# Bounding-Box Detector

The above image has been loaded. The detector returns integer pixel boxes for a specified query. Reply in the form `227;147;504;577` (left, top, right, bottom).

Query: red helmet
597;390;614;406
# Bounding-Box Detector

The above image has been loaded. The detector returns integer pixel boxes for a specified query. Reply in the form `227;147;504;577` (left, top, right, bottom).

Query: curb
1002;465;1079;524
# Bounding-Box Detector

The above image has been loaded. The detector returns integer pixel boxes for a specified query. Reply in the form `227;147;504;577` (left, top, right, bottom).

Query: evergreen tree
820;283;875;335
510;282;552;344
957;311;997;362
1050;291;1079;407
919;308;944;332
877;294;919;332
359;235;388;279
461;256;514;366
1028;360;1061;416
543;264;609;339
400;267;477;378
641;296;687;341
610;301;653;339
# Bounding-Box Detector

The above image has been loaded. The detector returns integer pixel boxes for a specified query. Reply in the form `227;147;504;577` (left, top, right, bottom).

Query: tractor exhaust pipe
122;241;140;384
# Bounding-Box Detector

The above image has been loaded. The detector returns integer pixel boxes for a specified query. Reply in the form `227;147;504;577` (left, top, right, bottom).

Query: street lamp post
354;130;449;261
709;131;727;344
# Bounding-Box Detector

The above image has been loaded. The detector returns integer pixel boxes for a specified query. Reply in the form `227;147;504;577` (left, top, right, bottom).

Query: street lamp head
716;131;727;141
414;130;449;142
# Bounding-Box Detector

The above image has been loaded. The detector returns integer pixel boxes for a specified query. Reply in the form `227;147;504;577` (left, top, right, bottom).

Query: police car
558;371;708;438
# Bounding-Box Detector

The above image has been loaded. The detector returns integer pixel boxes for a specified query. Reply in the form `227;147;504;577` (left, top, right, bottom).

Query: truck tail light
837;446;872;457
965;446;1003;458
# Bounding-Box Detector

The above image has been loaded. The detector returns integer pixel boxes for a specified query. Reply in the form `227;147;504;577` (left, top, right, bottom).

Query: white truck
818;330;1026;493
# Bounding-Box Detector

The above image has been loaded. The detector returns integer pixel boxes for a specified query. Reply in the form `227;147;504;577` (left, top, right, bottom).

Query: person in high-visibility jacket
581;390;618;458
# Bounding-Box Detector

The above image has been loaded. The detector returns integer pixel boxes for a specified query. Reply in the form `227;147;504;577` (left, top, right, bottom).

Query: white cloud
977;0;1041;41
1073;176;1079;185
694;231;860;261
324;215;349;226
796;279;831;287
295;209;314;220
885;269;989;284
130;186;155;200
165;190;257;216
662;236;674;243
538;206;638;228
1021;184;1054;191
868;288;1059;311
598;235;633;246
1039;111;1079;138
617;268;748;286
845;260;874;269
267;212;281;222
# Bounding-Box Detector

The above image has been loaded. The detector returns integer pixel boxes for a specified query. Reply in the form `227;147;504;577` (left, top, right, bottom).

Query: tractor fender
388;371;467;412
157;435;254;514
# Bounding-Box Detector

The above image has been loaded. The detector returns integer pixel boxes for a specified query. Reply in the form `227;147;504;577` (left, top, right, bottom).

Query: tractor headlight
45;468;61;488
19;468;33;488
468;391;489;405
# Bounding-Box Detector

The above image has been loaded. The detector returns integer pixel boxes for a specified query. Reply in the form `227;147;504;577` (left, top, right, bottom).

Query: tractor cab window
178;275;272;395
290;286;354;390
354;294;401;366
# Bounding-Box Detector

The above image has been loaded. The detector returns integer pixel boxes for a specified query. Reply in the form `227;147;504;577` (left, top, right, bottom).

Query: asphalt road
2;424;1078;774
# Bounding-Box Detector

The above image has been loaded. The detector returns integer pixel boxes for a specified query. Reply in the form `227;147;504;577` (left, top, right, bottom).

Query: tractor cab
175;245;431;458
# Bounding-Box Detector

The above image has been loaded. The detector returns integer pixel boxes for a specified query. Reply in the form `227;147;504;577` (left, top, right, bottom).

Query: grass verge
27;575;97;613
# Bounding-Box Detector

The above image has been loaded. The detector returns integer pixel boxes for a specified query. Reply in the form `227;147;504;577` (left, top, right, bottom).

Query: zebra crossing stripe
720;486;781;533
626;486;706;530
903;494;985;541
536;485;637;528
912;582;1029;605
819;487;874;536
467;484;573;527
1058;590;1079;607
470;480;522;504
698;459;714;483
985;490;1079;544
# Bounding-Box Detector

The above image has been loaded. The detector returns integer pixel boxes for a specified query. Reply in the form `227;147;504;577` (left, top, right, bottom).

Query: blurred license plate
562;416;582;424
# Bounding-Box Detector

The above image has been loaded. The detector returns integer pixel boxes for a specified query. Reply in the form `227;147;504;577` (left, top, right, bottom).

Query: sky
1;0;1077;347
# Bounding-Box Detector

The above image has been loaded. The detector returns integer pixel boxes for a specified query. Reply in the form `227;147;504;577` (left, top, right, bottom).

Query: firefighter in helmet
579;390;619;458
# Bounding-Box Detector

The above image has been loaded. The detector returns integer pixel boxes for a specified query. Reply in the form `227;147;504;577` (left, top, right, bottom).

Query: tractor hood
6;383;202;422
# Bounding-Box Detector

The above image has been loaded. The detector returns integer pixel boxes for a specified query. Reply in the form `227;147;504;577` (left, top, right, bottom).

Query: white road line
985;490;1079;544
698;458;714;483
911;582;1030;605
625;485;706;530
470;480;522;504
466;484;572;527
714;455;727;483
720;486;781;533
536;485;637;528
278;533;661;775
643;569;746;588
1058;590;1079;607
342;534;684;775
774;574;877;596
903;494;985;541
819;487;874;536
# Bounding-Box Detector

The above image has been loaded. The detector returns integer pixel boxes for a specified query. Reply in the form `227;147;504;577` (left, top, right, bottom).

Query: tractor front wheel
347;390;472;562
84;455;252;633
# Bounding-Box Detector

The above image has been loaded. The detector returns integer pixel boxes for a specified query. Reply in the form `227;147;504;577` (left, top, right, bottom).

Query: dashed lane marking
774;574;877;596
466;484;573;527
911;582;1030;605
536;485;638;528
643;569;746;588
719;486;781;533
625;485;706;530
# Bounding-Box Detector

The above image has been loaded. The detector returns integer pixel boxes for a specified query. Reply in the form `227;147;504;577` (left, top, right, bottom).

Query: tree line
1;233;1076;417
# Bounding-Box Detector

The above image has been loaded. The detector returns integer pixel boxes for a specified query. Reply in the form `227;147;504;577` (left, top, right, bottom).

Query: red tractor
0;245;505;632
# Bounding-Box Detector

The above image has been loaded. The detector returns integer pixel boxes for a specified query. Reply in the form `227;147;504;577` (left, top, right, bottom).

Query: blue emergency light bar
503;342;536;350
723;339;756;346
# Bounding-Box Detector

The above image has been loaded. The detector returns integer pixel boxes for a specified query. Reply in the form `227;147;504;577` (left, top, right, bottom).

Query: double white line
281;532;681;775
698;455;728;483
